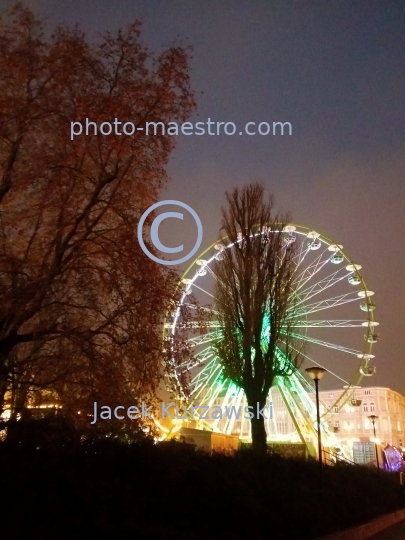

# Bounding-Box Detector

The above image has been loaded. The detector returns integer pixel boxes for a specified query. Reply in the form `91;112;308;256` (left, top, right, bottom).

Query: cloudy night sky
3;0;404;393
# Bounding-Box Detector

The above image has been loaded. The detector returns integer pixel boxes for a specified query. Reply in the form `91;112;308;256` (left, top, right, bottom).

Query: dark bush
0;442;403;539
2;415;80;451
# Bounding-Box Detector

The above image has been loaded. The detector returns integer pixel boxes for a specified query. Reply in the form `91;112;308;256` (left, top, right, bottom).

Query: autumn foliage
0;4;195;425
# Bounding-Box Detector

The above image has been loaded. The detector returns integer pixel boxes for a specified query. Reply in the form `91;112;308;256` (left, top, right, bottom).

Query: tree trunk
250;413;267;454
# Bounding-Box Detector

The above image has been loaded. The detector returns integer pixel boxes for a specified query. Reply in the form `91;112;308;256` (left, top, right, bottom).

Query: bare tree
213;184;302;453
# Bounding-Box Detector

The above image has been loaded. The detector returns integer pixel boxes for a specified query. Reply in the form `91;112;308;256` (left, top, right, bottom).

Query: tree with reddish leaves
0;4;195;426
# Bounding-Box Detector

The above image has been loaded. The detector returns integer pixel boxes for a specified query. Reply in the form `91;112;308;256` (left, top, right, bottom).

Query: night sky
3;1;404;393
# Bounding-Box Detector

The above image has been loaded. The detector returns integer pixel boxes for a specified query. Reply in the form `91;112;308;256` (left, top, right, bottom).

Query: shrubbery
0;429;404;539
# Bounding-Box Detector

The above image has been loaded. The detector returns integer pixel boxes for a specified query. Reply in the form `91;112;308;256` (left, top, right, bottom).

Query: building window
277;422;287;434
365;390;371;395
274;396;283;408
363;403;368;412
334;405;339;413
370;402;375;412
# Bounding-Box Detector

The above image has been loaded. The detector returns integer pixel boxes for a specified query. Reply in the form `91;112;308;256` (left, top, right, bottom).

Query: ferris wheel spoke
194;346;216;362
284;372;318;413
180;303;219;316
177;358;207;372
188;283;216;299
196;373;230;408
190;357;220;389
282;330;363;356
188;331;222;347
167;368;190;401
287;292;363;318
285;319;371;328
291;269;352;307
279;339;350;385
174;351;213;376
176;343;216;370
291;242;311;273
165;315;220;331
190;360;223;401
276;375;317;435
183;321;223;331
284;366;315;394
293;266;350;298
205;264;219;280
292;248;331;291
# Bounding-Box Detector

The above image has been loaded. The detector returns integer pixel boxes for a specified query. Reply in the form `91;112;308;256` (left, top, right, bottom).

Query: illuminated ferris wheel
164;225;378;454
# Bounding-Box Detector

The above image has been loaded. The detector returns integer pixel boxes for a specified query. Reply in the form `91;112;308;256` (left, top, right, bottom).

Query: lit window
277;421;287;434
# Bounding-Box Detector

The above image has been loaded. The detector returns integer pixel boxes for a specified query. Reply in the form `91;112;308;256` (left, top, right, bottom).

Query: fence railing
322;449;404;485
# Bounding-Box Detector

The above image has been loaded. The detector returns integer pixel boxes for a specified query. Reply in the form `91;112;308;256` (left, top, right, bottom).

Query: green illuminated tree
213;184;302;453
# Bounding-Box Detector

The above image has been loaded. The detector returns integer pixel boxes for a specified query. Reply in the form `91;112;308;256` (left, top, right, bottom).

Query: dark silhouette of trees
0;4;195;421
213;184;302;453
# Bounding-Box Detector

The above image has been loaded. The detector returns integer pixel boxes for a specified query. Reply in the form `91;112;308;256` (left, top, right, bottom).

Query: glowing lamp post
368;414;380;474
306;366;327;488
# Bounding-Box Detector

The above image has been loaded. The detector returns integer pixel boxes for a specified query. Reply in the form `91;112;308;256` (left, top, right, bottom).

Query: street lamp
368;414;380;474
306;366;327;488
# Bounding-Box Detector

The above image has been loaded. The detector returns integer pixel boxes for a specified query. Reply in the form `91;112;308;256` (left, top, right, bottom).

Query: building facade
318;386;405;450
203;386;405;454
